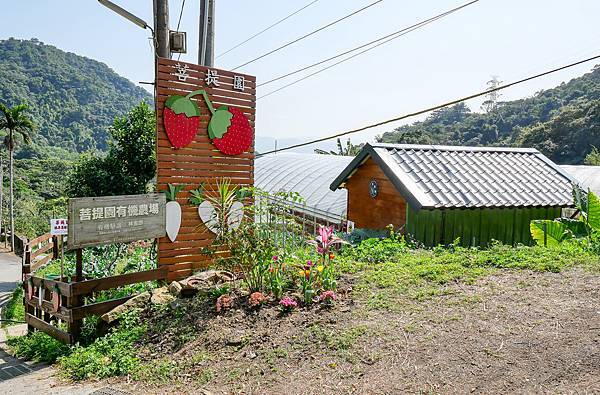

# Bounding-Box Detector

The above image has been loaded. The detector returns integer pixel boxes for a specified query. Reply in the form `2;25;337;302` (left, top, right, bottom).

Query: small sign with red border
50;218;68;236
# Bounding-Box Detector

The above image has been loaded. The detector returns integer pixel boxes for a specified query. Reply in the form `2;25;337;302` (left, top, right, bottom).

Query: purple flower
272;255;279;261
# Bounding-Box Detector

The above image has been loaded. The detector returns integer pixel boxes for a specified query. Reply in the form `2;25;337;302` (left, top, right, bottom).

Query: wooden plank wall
155;58;256;280
346;157;407;229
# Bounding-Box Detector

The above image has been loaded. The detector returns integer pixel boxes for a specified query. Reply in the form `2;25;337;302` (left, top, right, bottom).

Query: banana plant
530;187;600;246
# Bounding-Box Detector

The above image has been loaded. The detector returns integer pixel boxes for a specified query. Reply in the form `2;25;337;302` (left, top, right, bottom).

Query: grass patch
2;285;25;326
340;240;599;310
58;312;146;380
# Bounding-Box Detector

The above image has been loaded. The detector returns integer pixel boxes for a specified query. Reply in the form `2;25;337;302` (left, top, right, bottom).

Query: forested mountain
378;65;600;164
0;38;152;153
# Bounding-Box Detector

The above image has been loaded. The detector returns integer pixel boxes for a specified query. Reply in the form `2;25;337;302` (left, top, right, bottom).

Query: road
0;249;21;307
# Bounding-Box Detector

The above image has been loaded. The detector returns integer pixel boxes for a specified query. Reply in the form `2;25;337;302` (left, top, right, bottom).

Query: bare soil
113;267;600;394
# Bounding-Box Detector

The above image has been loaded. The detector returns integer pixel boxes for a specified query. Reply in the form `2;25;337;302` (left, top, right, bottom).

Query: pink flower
319;291;337;303
279;296;298;309
249;292;267;308
272;255;278;261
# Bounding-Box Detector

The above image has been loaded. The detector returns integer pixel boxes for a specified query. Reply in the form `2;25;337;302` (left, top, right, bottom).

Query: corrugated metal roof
331;143;576;210
255;153;352;218
561;165;600;196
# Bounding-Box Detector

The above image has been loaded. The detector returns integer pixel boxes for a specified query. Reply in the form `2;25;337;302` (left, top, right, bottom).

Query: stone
151;287;175;305
101;291;151;323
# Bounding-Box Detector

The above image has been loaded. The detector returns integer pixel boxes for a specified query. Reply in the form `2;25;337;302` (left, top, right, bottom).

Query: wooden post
52;235;59;259
69;248;84;343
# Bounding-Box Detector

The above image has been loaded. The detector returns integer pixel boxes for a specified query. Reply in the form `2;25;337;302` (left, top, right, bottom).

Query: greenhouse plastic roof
330;143;576;210
255;153;352;218
561;165;600;196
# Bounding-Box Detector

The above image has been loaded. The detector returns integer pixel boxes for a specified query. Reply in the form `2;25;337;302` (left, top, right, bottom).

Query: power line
175;0;186;61
257;54;600;157
232;0;384;71
217;0;321;59
257;0;478;90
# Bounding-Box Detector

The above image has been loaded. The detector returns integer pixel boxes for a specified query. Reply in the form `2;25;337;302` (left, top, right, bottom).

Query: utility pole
153;0;171;58
199;0;215;66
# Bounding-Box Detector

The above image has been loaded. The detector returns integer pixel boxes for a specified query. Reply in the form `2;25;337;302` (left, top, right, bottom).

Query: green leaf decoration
165;183;185;202
165;96;201;117
189;183;205;206
530;220;573;246
208;107;233;139
587;190;600;232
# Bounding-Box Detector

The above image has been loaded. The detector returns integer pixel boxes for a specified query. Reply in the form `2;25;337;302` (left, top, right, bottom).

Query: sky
1;0;599;151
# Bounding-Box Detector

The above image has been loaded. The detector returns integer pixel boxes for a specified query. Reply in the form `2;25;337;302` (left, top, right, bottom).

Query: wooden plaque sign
67;194;166;249
155;58;256;280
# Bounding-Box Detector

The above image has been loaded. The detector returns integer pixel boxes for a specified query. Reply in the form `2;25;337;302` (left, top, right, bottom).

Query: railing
256;195;349;251
22;233;58;281
22;234;167;344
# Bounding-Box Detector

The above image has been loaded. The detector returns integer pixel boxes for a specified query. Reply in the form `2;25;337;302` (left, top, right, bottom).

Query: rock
101;291;151;323
168;270;235;298
151;287;176;305
168;281;183;296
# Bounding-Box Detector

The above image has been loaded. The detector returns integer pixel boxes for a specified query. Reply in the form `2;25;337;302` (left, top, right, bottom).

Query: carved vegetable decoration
163;92;202;149
164;184;185;242
52;284;61;312
163;89;253;155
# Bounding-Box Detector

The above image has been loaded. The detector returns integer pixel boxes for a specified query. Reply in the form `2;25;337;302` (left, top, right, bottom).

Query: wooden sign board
155;58;256;281
67;194;166;249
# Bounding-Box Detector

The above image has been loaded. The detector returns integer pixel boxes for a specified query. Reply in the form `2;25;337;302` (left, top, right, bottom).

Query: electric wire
232;0;384;71
257;54;600;157
217;0;321;59
257;0;478;89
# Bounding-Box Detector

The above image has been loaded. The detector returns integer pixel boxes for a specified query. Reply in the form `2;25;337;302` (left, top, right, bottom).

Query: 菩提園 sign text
67;194;166;249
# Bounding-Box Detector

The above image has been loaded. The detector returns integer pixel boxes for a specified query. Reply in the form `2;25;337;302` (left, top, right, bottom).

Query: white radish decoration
164;184;184;242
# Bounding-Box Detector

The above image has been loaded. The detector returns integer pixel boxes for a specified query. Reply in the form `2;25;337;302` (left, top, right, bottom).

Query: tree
585;147;600;165
0;103;34;250
314;138;362;156
68;101;156;197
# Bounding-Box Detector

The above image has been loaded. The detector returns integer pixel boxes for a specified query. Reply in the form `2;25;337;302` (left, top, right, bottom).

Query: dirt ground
107;267;600;395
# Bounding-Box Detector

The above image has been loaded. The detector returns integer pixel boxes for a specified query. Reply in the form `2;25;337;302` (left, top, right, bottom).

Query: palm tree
0;104;33;251
314;138;362;156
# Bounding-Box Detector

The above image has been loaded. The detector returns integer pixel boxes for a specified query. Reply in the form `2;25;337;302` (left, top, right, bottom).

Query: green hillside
378;65;600;164
0;38;152;153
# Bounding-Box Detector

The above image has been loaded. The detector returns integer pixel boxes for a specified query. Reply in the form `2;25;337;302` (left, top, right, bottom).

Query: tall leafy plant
530;187;600;246
0;103;34;250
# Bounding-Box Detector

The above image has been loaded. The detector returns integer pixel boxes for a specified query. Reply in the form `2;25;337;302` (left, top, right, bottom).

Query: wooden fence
22;234;167;344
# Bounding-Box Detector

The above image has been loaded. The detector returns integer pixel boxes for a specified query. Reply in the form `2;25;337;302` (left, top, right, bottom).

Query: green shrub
7;331;71;363
58;311;146;381
2;286;25;326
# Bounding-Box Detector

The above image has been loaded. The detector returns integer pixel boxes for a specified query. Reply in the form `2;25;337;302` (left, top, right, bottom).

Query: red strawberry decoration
208;106;253;156
163;91;203;149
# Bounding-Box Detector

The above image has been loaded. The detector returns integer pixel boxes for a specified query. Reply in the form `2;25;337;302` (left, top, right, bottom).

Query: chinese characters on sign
174;63;190;82
233;75;245;91
171;64;246;92
68;194;166;249
50;219;68;236
205;69;220;87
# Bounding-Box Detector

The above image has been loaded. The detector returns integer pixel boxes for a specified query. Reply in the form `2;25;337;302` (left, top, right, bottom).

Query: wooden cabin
330;143;576;246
